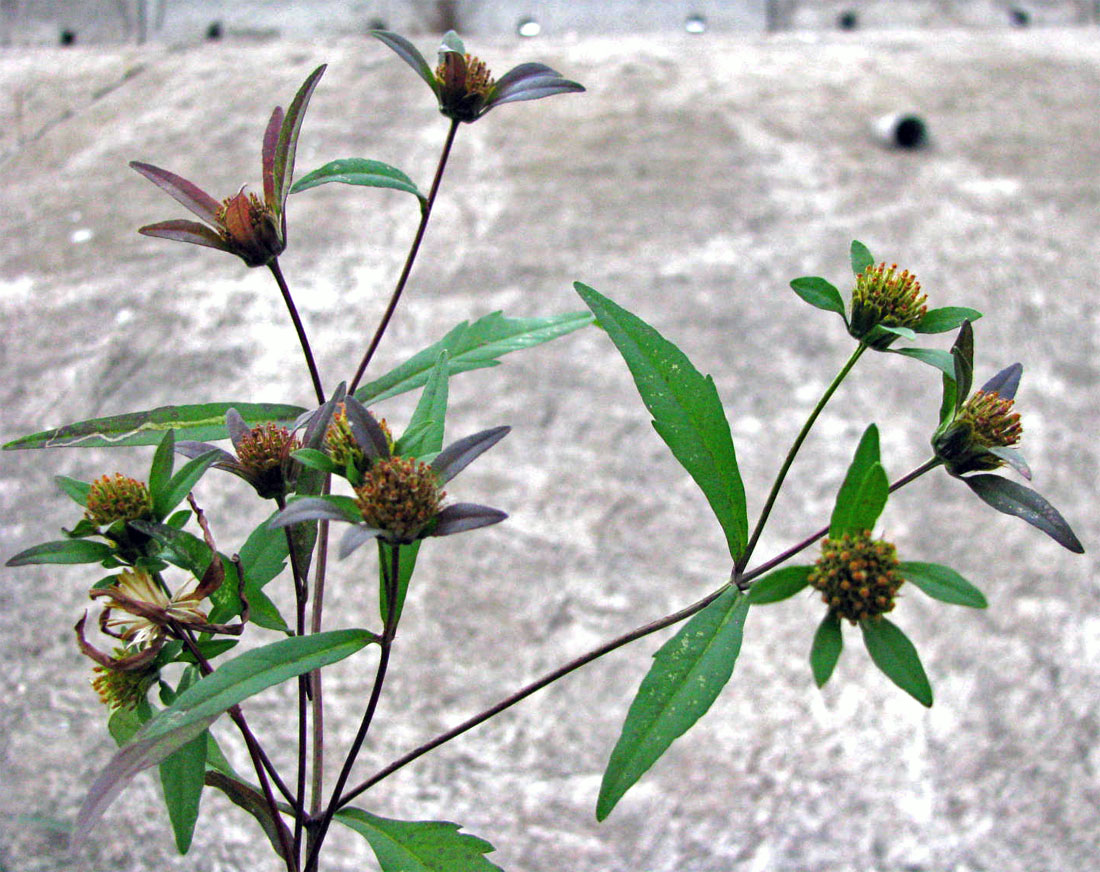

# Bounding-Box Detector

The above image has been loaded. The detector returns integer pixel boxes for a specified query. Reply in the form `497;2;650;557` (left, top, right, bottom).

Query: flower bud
91;654;157;712
436;52;494;122
235;422;299;499
848;262;927;348
933;388;1022;475
216;190;284;266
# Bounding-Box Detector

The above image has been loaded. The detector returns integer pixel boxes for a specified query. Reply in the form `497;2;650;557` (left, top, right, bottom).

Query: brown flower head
130;65;325;267
372;30;584;123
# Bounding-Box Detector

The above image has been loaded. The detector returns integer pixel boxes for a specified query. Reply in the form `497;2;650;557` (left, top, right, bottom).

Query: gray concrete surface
1;25;1098;872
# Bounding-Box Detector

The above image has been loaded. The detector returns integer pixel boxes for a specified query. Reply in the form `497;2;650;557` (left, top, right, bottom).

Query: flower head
325;401;393;476
178;408;302;500
271;396;510;554
91;652;158;712
371;30;584;123
130;65;325;266
809;531;904;624
93;568;208;650
848;261;928;348
84;473;153;527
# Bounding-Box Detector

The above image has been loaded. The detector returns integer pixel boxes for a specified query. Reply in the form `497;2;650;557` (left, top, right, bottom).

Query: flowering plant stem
269;259;326;405
304;544;402;872
332;457;938;812
736;342;868;574
348;118;461;394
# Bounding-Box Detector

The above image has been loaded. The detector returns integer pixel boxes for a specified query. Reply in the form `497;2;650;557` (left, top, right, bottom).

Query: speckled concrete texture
1;26;1097;872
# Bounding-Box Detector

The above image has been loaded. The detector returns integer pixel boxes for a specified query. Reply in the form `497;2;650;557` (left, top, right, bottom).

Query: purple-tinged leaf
225;408;251;450
270;496;360;528
439;30;465;55
963;474;1084;553
176;441;236;465
431;426;510;484
980;362;1023;400
860;617;933;706
262;106;283;211
491;83;587;107
432;503;507;537
491;64;585;106
130;161;221;225
344;397;391;460
987;446;1031;480
273;64;326;215
138;219;232;252
339;524;383;558
204;772;291;860
810;610;843;687
300;384;345;449
371;30;438;93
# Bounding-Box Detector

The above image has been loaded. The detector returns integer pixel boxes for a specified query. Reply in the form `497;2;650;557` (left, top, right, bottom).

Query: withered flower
371;30;584;123
270;396;509;555
130;65;325;266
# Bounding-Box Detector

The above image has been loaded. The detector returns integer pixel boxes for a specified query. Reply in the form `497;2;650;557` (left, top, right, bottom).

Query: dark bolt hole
59;29;76;46
206;21;223;40
838;11;859;30
895;116;927;148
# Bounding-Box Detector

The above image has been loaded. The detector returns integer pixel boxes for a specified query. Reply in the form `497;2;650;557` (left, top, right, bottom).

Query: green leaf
829;425;885;538
335;808;503;872
72;629;376;847
6;538;115;566
746;565;812;604
899;562;988;608
892;346;956;378
915;306;982;334
576;283;747;560
159;729;207;854
379;539;421;627
4;402;306;450
209;515;291;626
597;587;749;820
55;475;91;506
355;311;594;405
155;449;224;518
860;617;933;706
399;351;449;456
291;447;338;474
203;771;291;861
963;474;1084;553
149;430;176;508
290;158;426;204
789;277;846;317
850;240;875;275
951;321;975;413
810;610;843;687
129;521;212;578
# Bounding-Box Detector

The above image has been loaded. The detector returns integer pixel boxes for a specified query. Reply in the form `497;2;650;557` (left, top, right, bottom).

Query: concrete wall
0;0;1096;46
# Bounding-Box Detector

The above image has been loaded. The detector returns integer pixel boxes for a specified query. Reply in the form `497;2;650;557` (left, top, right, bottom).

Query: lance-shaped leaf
892;346;955;378
597;587;749;820
860;617;933;706
790;276;846;317
914;306;983;334
270;496;363;529
746;565;813;605
355;311;594;405
489;61;586;107
432;503;508;536
963;474;1084;553
4;402;306;450
271;64;326;216
950;321;975;414
290;158;425;204
72;629;376;848
55;475;92;506
335;808;503;872
829;425;888;537
159;724;207;854
6;538;115;567
204;772;291;860
899;562;988;608
980;361;1022;399
576;282;747;560
811;610;844;687
370;29;437;91
155;449;224;519
432;426;510;484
